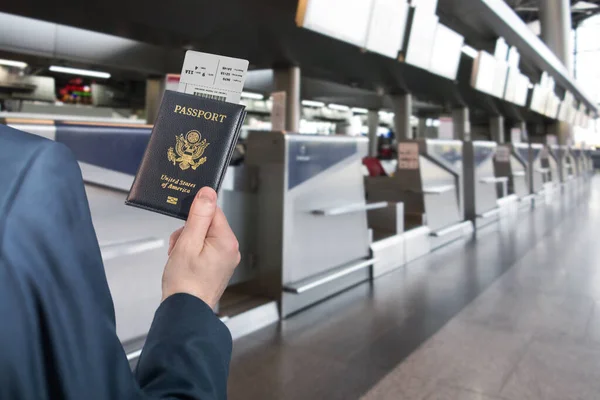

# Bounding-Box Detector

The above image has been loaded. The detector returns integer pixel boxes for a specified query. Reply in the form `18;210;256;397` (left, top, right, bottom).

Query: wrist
162;287;218;309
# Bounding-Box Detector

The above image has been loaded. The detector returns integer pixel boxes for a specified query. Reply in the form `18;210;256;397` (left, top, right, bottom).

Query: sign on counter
271;91;286;131
495;145;511;163
398;142;419;169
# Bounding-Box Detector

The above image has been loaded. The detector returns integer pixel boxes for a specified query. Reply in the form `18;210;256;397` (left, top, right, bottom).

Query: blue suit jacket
0;124;232;399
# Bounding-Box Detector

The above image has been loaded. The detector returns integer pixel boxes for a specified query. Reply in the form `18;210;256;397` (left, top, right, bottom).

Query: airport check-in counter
591;149;600;170
584;149;595;176
403;139;465;233
4;120;273;353
514;143;546;194
571;148;584;178
241;132;378;317
566;148;577;178
469;141;502;223
571;148;593;180
6;121;168;349
541;145;561;185
551;145;575;182
582;150;591;176
493;144;529;199
366;139;471;251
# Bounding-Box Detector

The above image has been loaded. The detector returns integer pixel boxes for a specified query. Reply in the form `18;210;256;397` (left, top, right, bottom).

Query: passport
126;90;246;220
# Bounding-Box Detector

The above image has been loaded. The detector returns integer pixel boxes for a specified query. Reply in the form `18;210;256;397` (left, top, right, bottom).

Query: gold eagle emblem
167;130;209;170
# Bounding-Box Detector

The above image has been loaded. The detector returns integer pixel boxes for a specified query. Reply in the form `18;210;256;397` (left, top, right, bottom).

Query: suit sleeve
135;294;233;399
3;140;231;400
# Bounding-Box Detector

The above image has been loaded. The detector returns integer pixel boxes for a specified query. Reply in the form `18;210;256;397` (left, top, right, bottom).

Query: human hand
162;187;241;308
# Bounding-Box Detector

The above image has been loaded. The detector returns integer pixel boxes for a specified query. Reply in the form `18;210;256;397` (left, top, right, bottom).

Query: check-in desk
540;145;561;203
541;145;560;185
6;121;168;352
493;144;529;199
572;148;593;180
570;148;591;198
584;149;595;176
514;143;546;196
469;141;502;226
571;148;593;199
366;139;471;255
4;120;277;359
571;148;585;179
566;148;577;178
244;132;378;317
551;145;575;183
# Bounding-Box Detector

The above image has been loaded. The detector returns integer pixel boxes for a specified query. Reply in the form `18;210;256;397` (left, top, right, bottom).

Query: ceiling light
378;111;394;118
461;45;479;58
241;91;263;100
49;66;110;79
0;59;27;69
302;100;325;107
572;1;599;11
328;103;350;111
351;107;368;114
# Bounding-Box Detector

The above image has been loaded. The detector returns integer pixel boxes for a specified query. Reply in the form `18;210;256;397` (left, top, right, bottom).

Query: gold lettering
173;105;227;123
166;183;190;193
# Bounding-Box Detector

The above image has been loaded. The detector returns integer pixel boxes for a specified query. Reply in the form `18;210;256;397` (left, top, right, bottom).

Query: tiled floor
228;178;598;400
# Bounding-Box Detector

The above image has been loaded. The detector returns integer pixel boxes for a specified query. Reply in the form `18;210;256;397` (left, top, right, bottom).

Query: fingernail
197;187;216;203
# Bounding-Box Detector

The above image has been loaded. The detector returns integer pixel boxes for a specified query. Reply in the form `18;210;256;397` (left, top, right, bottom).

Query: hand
162;187;241;308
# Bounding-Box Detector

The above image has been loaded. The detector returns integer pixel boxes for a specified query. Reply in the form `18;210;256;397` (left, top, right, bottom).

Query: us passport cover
126;90;246;220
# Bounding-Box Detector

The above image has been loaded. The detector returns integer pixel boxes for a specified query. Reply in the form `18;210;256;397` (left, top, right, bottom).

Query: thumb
178;187;217;251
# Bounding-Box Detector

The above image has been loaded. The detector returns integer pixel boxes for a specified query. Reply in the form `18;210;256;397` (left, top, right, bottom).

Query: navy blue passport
126;90;246;220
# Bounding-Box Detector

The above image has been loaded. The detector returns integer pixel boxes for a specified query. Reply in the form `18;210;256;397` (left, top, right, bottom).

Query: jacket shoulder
0;124;57;165
0;124;78;208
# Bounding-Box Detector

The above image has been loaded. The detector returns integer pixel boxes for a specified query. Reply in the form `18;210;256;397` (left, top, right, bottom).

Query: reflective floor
228;177;599;400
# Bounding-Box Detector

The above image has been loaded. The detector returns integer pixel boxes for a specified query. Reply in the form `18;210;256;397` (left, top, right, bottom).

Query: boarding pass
178;50;249;104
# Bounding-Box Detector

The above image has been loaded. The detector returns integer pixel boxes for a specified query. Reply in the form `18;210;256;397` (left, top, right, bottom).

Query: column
274;66;301;132
453;107;474;222
523;121;534;194
539;0;573;145
418;118;427;139
452;107;470;141
391;94;413;142
367;110;379;157
519;121;529;142
539;0;573;72
145;78;164;125
490;116;505;143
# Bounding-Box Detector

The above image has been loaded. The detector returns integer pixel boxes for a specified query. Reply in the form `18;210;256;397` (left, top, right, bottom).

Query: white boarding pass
178;50;249;104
